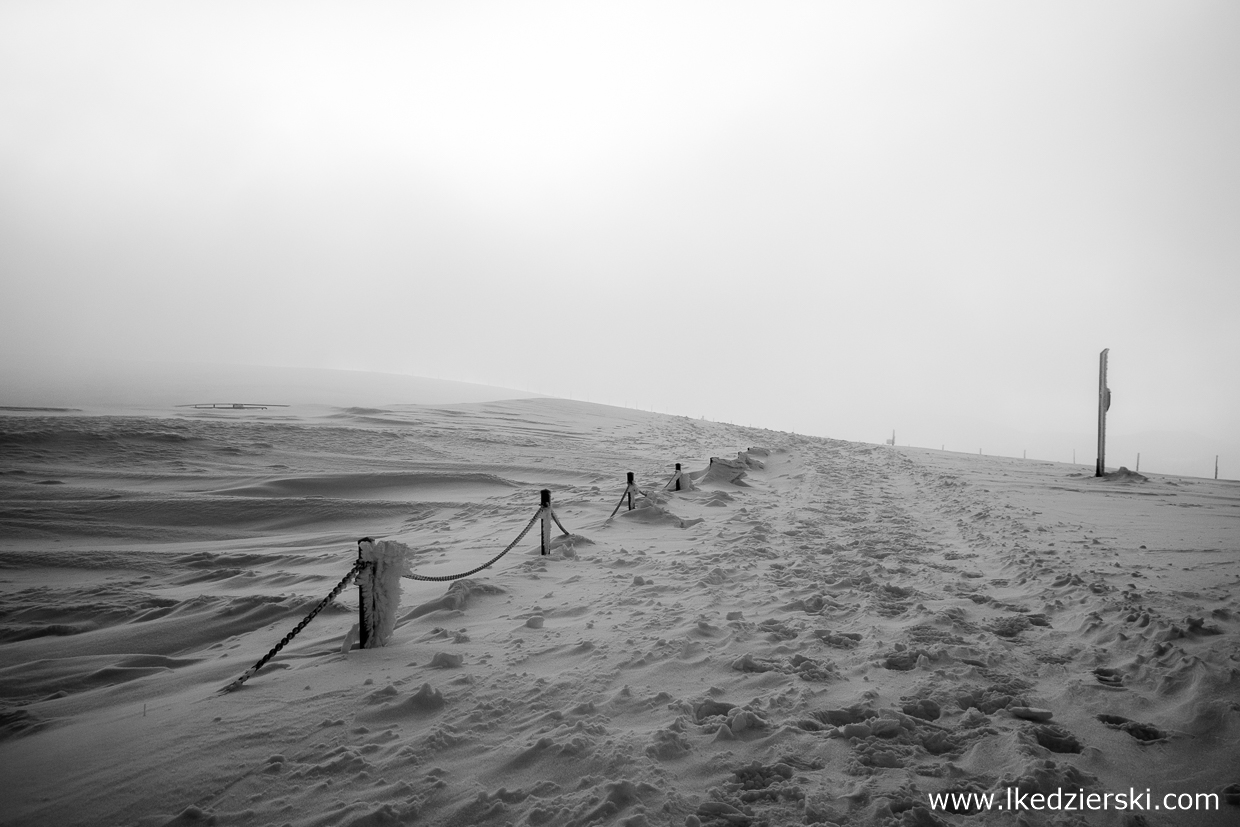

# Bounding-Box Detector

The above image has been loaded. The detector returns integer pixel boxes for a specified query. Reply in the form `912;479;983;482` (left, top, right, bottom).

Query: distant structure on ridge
177;403;290;410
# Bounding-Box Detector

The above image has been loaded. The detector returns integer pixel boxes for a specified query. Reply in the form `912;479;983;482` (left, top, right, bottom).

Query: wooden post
357;549;373;649
610;474;642;519
1216;455;1220;480
1096;348;1110;477
674;463;682;491
1136;453;1140;473
540;489;551;556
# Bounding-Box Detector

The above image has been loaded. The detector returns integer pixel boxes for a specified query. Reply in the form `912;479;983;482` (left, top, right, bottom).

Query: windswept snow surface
1;399;1238;826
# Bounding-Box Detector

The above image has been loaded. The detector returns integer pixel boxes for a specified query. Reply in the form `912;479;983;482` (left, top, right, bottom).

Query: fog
2;1;1238;477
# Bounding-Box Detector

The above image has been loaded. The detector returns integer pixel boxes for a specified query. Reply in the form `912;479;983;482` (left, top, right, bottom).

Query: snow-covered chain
221;501;571;691
220;559;365;693
401;510;543;582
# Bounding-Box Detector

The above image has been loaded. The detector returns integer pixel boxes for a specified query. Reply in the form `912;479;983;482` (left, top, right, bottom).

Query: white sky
2;1;1238;468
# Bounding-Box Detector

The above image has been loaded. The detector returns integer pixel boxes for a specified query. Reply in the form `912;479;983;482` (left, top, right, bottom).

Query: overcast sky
2;1;1238;468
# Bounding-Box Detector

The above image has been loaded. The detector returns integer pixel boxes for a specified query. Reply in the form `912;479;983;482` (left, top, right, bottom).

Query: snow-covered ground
1;398;1237;826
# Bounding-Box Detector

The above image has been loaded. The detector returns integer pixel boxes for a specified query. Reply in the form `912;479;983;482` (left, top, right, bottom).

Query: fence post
674;463;682;491
540;489;551;556
626;472;635;510
356;544;374;649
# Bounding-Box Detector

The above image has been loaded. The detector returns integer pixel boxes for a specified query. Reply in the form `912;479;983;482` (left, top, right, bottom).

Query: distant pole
1217;455;1220;480
1023;450;1026;459
540;489;551;556
1095;348;1110;477
1136;453;1140;473
1073;448;1076;464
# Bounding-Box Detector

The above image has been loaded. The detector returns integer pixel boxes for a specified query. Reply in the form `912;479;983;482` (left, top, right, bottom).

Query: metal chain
222;505;571;692
608;490;629;519
610;485;651;518
220;559;365;693
402;510;541;582
549;508;571;537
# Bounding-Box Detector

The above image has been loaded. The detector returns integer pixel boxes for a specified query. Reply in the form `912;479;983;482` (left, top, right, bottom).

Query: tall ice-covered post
1096;348;1110;477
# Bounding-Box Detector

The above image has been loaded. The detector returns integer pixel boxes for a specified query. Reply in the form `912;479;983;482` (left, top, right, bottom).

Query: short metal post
626;472;635;510
674;463;682;491
540;489;551;555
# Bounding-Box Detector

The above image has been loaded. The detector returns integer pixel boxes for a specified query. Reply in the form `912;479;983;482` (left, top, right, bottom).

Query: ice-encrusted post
355;539;408;648
609;473;644;519
1096;348;1110;477
663;462;697;492
356;543;375;649
540;489;551;556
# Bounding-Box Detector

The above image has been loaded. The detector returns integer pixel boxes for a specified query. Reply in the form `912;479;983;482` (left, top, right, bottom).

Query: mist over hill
0;359;539;412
